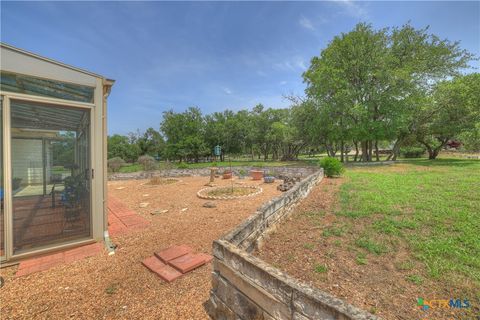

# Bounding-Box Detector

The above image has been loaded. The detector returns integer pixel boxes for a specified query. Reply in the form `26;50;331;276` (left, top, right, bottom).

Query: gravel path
1;176;281;319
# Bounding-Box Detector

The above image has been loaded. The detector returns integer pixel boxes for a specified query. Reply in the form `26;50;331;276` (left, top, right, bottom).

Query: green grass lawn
339;158;480;287
118;163;144;173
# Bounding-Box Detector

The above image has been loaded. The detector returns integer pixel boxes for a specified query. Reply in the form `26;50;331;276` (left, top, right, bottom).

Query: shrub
319;157;344;177
108;157;125;172
138;155;157;171
400;147;425;158
177;162;189;169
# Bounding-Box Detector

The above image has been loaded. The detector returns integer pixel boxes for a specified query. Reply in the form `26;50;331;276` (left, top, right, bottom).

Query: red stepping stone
198;253;213;263
168;253;206;274
155;245;192;263
142;256;182;282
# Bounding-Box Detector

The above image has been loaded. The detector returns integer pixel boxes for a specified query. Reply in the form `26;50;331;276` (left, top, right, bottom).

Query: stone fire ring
197;185;263;200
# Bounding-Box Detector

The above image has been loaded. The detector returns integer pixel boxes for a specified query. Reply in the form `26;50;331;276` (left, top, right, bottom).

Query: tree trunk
387;137;402;161
427;148;440;159
354;141;359;162
340;140;345;163
375;140;380;161
419;137;449;160
361;141;371;162
368;140;373;162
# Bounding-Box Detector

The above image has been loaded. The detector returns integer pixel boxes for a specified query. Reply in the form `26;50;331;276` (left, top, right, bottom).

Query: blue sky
1;1;479;135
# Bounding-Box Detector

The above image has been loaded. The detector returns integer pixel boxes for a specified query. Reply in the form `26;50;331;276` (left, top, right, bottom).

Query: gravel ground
0;176;281;320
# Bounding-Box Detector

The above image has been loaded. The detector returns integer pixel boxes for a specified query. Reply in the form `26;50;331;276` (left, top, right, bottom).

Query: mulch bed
0;176;281;319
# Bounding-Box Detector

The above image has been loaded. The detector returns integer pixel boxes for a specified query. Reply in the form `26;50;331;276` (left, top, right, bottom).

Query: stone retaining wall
204;170;377;320
108;166;318;181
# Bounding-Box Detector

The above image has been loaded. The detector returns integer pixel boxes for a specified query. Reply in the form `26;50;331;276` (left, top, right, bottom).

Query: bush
177;162;189;169
108;157;126;172
138;155;157;171
319;157;344;177
400;147;425;158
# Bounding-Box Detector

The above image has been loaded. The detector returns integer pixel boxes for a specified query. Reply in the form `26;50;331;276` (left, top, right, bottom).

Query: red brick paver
142;256;183;282
197;253;214;264
168;253;207;274
108;196;149;236
142;245;214;283
154;245;192;263
16;243;104;277
14;197;147;277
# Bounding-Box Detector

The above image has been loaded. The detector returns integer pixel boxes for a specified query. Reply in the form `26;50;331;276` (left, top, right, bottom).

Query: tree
204;110;246;161
160;107;207;162
52;131;75;166
459;122;480;152
139;128;164;157
107;134;141;162
415;73;480;159
303;22;474;161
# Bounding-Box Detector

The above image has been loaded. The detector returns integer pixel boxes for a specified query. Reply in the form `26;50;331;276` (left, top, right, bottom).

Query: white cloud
279;81;287;86
334;0;368;19
274;57;308;72
222;87;232;95
296;59;307;71
299;16;315;31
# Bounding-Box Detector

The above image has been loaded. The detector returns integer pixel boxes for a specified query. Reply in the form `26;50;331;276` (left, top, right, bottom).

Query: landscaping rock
203;202;217;208
276;175;301;192
204;182;217;187
151;209;169;215
139;202;150;208
277;182;296;192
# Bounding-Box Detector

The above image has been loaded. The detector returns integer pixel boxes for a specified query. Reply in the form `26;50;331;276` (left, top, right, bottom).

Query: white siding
12;139;43;186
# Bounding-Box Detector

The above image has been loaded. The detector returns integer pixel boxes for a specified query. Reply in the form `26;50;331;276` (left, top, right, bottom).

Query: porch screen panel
1;71;94;103
10;99;91;254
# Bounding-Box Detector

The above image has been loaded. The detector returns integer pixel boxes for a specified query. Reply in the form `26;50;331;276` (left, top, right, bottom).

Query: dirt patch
0;176;282;319
256;178;477;320
142;177;180;186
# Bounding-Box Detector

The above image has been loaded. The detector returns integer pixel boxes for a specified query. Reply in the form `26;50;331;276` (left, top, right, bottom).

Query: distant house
0;43;114;263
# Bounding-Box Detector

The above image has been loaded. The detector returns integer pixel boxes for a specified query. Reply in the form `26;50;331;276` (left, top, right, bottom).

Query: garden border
204;169;378;320
197;185;263;200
